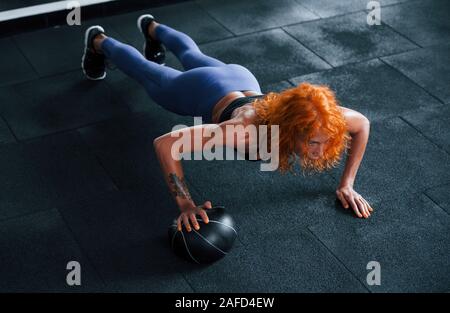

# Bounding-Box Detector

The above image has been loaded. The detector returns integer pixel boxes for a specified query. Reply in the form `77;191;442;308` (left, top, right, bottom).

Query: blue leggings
101;24;262;123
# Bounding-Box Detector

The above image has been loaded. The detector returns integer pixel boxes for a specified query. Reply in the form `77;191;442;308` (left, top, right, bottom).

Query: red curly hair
252;82;351;175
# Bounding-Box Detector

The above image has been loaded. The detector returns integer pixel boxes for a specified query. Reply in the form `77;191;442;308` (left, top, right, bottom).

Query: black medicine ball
168;206;237;264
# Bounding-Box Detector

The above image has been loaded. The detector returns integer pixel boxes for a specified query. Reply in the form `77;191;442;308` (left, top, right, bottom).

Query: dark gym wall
0;0;191;37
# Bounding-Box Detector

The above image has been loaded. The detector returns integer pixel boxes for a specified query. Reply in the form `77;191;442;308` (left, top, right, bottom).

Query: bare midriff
211;90;263;124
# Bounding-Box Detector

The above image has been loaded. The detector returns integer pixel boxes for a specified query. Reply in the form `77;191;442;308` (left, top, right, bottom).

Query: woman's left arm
336;107;373;218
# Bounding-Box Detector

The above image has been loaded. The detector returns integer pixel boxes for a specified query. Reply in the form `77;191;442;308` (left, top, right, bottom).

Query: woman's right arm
153;123;234;231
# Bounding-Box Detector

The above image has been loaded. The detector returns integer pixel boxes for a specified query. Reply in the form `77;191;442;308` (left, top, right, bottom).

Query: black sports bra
218;94;265;162
218;94;265;123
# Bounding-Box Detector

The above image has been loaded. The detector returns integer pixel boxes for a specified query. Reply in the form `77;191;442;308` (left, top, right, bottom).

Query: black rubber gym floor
0;0;449;292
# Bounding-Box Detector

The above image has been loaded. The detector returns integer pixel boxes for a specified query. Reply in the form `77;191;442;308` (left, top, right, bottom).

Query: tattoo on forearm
168;173;192;200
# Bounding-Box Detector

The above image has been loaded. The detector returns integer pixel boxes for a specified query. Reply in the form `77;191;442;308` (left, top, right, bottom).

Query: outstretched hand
336;185;373;218
177;200;212;232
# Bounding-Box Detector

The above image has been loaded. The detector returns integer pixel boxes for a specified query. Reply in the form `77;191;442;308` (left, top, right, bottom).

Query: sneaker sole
81;25;107;80
137;14;153;40
137;14;152;57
